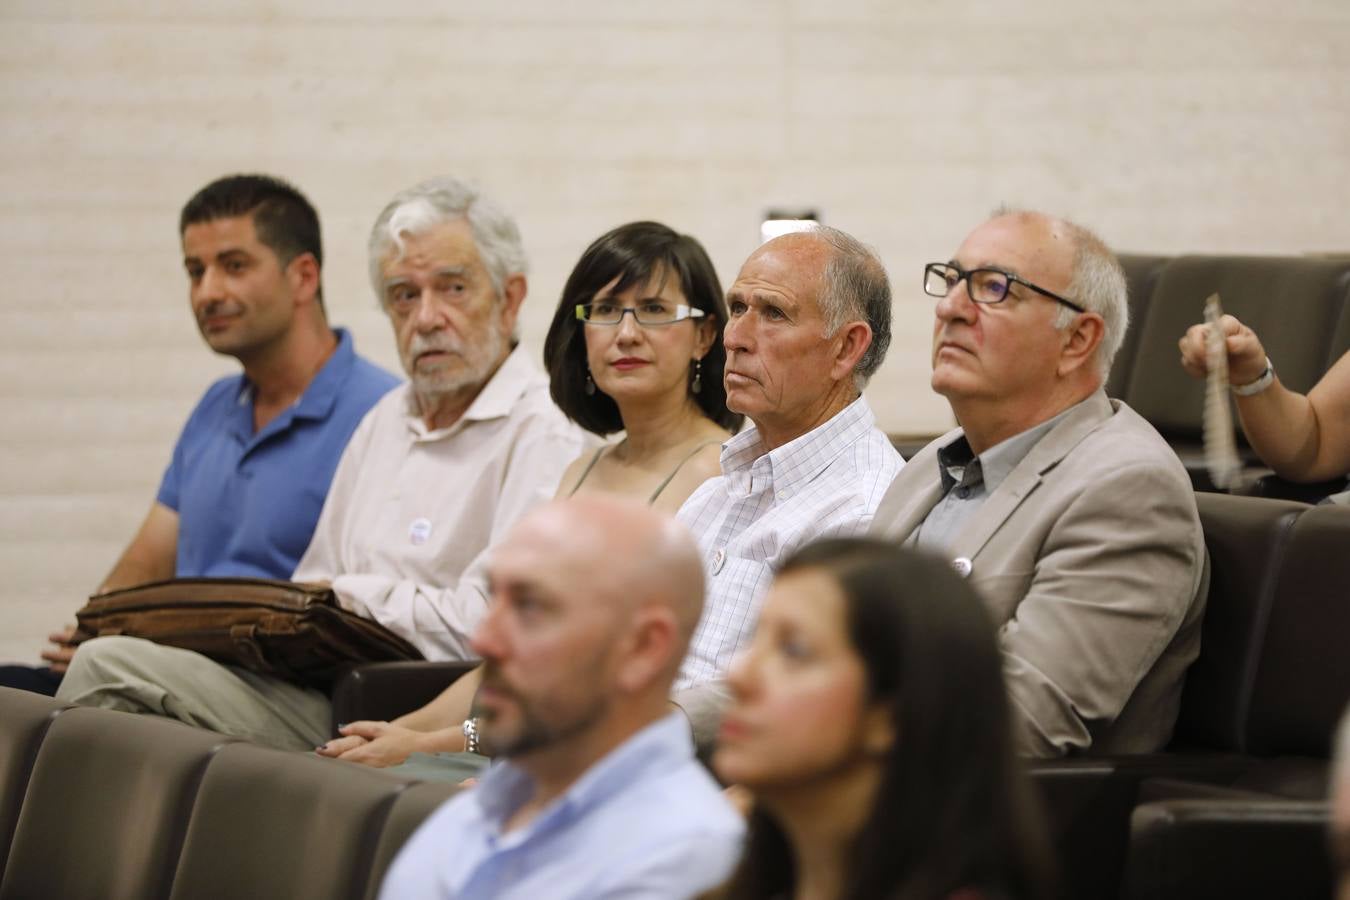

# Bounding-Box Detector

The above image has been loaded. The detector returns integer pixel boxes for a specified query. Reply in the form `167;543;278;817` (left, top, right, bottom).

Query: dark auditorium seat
329;660;477;737
166;743;413;900
0;693;462;900
1243;472;1350;505
1106;253;1170;400
361;780;462;900
0;707;235;900
1239;502;1350;796
1168;493;1308;757
1031;493;1349;899
0;689;66;887
1121;797;1332;900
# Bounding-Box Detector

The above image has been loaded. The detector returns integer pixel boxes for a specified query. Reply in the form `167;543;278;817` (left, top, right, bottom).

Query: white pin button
711;548;726;574
409;517;433;546
951;556;972;578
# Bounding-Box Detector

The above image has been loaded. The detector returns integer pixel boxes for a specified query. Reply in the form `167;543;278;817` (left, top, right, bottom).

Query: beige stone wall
3;1;1349;663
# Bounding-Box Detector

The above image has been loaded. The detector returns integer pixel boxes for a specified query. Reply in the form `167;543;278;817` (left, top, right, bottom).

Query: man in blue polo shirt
0;174;398;696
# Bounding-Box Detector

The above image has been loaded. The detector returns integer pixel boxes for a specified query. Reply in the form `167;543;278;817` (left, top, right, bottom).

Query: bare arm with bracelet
316;667;482;766
1180;314;1350;483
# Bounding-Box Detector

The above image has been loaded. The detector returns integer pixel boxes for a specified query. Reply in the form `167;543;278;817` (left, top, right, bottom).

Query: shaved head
502;495;706;659
471;497;706;766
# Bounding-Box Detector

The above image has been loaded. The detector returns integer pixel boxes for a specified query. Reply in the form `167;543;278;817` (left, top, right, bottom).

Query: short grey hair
367;176;528;301
992;208;1128;380
810;225;893;389
1056;223;1129;380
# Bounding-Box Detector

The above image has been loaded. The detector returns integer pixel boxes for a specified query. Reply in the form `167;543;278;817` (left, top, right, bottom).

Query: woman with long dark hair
712;538;1055;900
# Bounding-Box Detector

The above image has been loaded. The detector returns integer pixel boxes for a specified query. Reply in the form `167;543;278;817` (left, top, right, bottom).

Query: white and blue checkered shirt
674;396;904;689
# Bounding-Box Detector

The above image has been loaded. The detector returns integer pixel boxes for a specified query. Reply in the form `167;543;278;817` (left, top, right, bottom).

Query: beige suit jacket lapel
872;442;950;539
947;391;1116;562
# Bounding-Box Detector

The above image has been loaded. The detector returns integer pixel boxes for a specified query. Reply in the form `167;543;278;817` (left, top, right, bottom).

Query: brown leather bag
73;577;423;689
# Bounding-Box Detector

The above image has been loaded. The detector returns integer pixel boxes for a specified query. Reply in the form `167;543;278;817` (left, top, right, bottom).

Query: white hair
367;176;527;301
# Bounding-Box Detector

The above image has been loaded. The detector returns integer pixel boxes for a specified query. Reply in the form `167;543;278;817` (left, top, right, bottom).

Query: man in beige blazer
872;210;1207;757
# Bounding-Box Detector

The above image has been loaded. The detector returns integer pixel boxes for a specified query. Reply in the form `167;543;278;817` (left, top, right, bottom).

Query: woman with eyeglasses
543;220;742;513
317;222;741;772
709;538;1055;900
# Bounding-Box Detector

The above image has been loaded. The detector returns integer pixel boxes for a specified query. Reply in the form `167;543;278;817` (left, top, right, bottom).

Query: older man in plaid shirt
670;225;904;748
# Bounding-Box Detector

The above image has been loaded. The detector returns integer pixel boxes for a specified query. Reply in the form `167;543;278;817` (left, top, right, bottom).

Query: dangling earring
585;369;596;396
691;359;703;394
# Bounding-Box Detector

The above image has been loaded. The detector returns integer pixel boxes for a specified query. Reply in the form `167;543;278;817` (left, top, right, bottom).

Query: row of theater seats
0;494;1345;899
1032;492;1350;899
1112;252;1350;496
0;689;460;900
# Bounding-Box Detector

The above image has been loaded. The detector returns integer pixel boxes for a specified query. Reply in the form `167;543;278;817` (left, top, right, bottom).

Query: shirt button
711;548;726;573
952;557;973;578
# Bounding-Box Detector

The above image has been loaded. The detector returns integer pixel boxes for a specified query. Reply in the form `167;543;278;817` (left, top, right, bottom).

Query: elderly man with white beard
57;177;589;750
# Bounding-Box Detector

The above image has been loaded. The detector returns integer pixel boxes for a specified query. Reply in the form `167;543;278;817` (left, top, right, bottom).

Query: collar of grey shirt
936;403;1078;496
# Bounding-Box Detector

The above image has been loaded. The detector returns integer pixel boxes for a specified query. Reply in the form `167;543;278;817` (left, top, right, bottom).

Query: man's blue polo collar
228;327;358;454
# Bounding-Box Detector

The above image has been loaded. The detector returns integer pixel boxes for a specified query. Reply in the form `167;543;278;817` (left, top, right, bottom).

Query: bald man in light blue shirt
379;496;743;900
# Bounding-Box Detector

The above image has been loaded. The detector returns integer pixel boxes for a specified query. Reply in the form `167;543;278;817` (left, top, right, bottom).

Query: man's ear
830;321;873;383
497;274;528;337
286;252;322;309
614;607;678;695
1057;312;1105;377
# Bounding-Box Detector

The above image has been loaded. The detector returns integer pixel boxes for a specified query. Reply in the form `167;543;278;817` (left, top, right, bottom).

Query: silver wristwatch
1231;358;1276;396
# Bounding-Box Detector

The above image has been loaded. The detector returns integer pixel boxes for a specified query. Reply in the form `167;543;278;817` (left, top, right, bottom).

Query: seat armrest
1028;754;1253;899
1123;798;1331;900
1240;473;1345;504
1136;776;1284;805
329;661;476;736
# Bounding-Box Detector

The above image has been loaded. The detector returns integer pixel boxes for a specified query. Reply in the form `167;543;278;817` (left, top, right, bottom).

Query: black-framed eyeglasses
574;301;706;327
923;262;1086;314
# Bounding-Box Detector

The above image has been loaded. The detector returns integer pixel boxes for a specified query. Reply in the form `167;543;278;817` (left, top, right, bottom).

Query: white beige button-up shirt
293;346;591;660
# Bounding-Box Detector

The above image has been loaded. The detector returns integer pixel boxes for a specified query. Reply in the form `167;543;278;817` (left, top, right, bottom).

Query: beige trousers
55;636;331;751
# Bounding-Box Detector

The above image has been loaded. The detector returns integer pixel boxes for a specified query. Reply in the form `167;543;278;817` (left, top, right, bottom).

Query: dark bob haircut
542;221;742;435
721;538;1055;900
